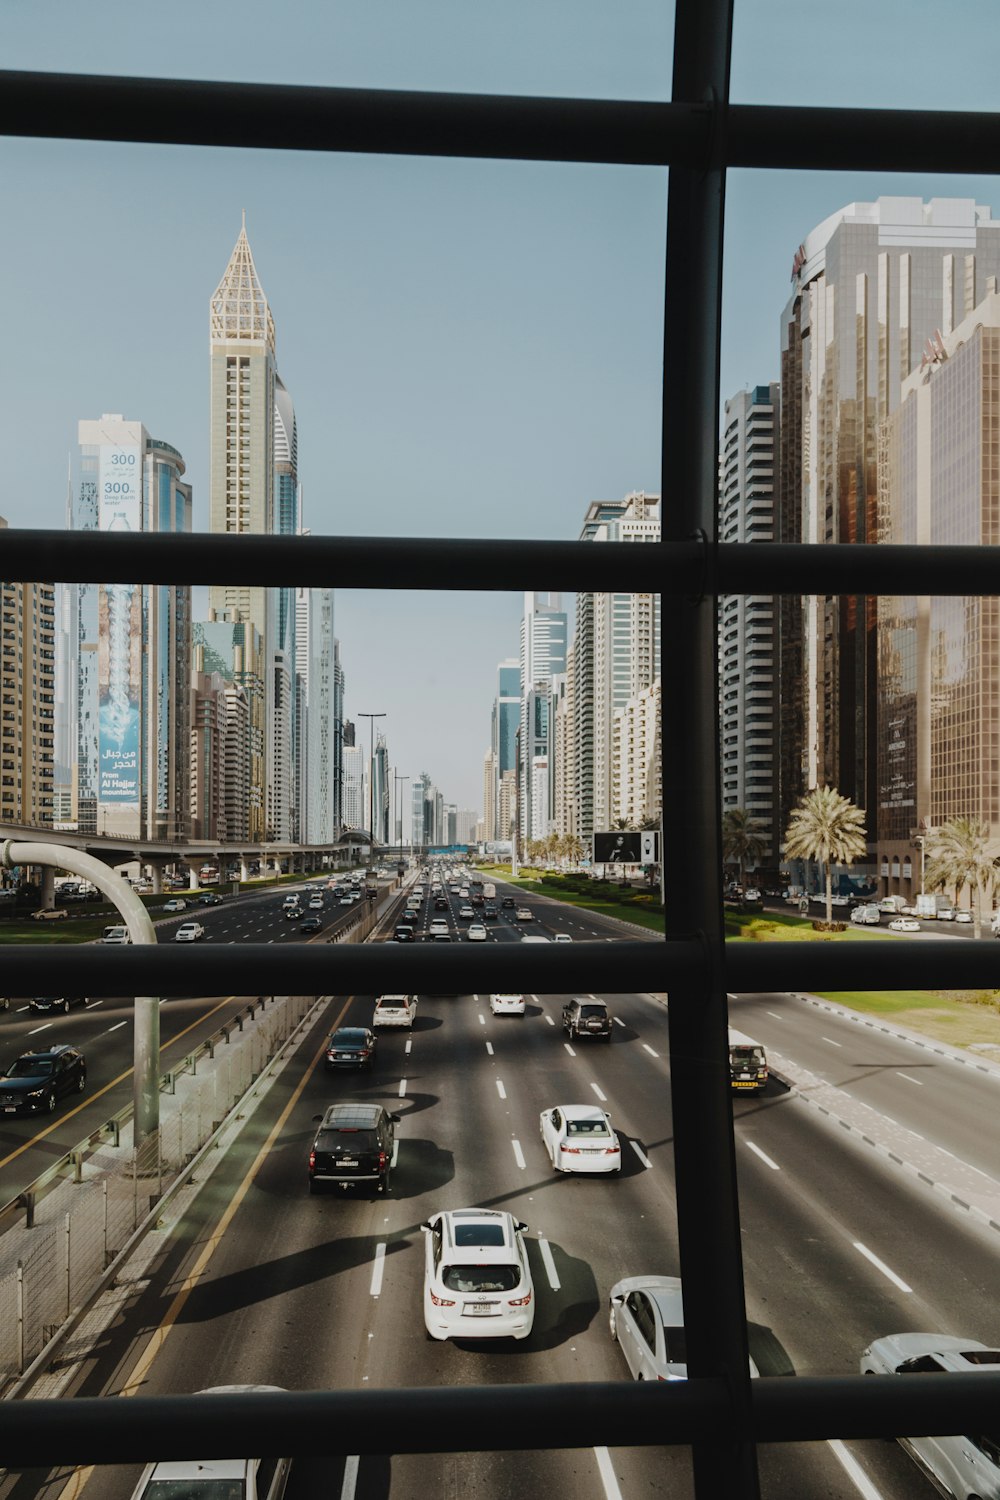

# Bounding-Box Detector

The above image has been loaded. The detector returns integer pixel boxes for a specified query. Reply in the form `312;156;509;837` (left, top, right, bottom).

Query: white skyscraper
519;593;567;841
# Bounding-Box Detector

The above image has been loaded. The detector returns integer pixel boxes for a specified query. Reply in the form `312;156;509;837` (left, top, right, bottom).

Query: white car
173;921;205;943
421;1208;534;1341
850;905;881;925
372;994;417;1028
428;917;450;937
161;898;187;913
128;1387;291;1500
308;895;324;909
889;916;921;932
936;906;956;921
540;1104;621;1174
490;993;525;1016
339;895;354;905
467;922;487;942
458;904;475;919
860;1334;1000;1499
609;1275;759;1382
553;933;572;944
954;908;973;923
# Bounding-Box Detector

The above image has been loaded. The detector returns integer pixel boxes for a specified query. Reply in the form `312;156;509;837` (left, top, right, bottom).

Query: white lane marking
766;1011;784;1020
370;1242;386;1298
398;1078;407;1098
485;1042;494;1056
590;1082;608;1102
642;1043;660;1058
593;1447;624;1500
529;993;540;1005
478;1014;486;1026
85;999;102;1007
545;1015;555;1027
538;1237;561;1289
853;1241;912;1293
15;1005;29;1012
107;1021;128;1033
564;1043;576;1057
27;1023;52;1036
896;1071;923;1086
613;1016;626;1028
827;1439;887;1500
404;1037;412;1055
340;1453;360;1500
822;1036;842;1047
496;1079;507;1100
629;1139;653;1170
745;1141;780;1171
511;1139;526;1169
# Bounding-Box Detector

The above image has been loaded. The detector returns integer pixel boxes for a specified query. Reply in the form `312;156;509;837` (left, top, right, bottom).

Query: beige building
482;749;496;842
1;517;55;827
612;679;662;829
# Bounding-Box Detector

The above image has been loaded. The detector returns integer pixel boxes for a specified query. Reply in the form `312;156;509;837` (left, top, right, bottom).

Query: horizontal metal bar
2;1374;998;1463
1;936;993;998
5;529;1000;597
3;73;1000;179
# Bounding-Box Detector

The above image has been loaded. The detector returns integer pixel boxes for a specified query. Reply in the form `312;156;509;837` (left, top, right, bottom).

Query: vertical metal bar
65;1212;71;1319
662;0;759;1495
103;1178;109;1267
16;1262;23;1376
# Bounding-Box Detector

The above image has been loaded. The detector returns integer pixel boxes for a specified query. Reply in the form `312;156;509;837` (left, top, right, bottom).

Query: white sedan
173;921;205;943
458;904;475;919
540;1104;622;1174
610;1275;759;1381
954;909;973;923
889;916;921;932
490;993;525;1016
467;922;487;942
422;1208;534;1341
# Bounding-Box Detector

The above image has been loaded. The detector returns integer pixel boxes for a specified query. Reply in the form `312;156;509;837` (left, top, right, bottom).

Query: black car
393;923;415;942
299;915;323;933
483;904;498;920
501;896;516;909
308;1102;399;1194
0;1045;87;1114
324;1026;377;1070
434;897;449;911
196;892;223;907
30;995;87;1015
284;906;303;920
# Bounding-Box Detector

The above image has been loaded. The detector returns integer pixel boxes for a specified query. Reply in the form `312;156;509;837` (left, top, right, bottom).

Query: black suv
0;1044;87;1114
562;998;612;1042
501;896;515;909
309;1103;399;1194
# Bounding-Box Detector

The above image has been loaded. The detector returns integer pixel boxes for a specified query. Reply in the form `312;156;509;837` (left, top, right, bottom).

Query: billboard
593;831;660;864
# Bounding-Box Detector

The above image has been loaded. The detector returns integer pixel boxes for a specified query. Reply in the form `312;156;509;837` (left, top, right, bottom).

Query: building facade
519;594;567;842
1;517;55;827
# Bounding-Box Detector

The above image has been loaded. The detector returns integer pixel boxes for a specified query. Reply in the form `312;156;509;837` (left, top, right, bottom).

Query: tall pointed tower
209;218;276;839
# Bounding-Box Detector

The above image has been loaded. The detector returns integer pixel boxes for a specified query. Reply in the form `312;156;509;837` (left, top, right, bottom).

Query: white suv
422;1208;534;1341
372;994;417;1028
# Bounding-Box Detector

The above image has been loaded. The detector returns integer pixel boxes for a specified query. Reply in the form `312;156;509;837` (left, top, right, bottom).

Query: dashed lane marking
564;1043;576;1057
744;1140;780;1171
398;1078;407;1098
486;1042;494;1056
590;1082;607;1102
853;1240;912;1293
539;1237;561;1290
629;1139;653;1170
642;1043;659;1059
370;1243;386;1298
593;1447;624;1500
511;1139;525;1169
496;1079;507;1100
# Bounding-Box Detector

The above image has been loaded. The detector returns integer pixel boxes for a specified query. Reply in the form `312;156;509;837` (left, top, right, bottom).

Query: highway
1;870;999;1499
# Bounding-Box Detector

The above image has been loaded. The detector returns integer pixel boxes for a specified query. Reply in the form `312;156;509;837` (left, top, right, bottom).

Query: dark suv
0;1044;87;1114
309;1103;399;1195
562;998;612;1042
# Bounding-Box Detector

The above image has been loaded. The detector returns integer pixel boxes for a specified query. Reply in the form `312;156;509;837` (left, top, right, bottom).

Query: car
458;904;475;919
308;1102;398;1194
434;896;449;911
324;1026;377;1070
609;1274;759;1382
860;1333;1000;1498
284;905;303;920
196;891;223;907
339;894;355;906
126;1388;292;1500
482;904;498;920
30;907;69;921
954;908;973;923
308;895;324;909
936;905;956;921
889;916;921;932
101;924;132;944
393;923;415;942
29;995;88;1015
562;997;612;1041
743;888;761;902
0;1045;87;1114
429;918;450;937
430;933;452;942
490;993;525;1016
501;896;515;909
299;915;323;933
515;907;533;921
372;994;417;1028
421;1208;535;1342
173;921;205;943
467;922;487;942
850;904;881;925
161;898;187;913
553;933;572;943
540;1104;622;1174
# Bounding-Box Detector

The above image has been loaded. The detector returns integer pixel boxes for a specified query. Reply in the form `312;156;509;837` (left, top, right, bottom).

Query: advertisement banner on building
97;441;143;820
593;831;643;864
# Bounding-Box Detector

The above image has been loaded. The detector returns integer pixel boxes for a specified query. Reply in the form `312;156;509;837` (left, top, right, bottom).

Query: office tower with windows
342;743;364;830
482;749;496;842
67;416;192;840
1;517;55;827
719;386;779;861
519;594;567;841
192;616;264;840
295;587;337;843
778;197;1000;841
491;658;520;840
271;375;299;841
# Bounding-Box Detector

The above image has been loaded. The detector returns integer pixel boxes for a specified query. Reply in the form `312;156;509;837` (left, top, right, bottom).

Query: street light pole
358;712;386;867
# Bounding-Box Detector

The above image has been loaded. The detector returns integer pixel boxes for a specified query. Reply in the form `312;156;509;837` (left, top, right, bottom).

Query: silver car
609;1275;759;1382
860;1333;1000;1498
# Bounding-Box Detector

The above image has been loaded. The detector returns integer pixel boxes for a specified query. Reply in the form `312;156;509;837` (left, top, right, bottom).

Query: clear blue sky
3;0;999;813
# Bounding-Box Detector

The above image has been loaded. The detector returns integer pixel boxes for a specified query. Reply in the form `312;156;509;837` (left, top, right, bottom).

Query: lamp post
394;772;410;859
358;712;386;867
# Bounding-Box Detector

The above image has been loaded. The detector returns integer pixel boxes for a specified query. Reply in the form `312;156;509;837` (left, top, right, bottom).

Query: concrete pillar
40;866;56;910
189;866;200;890
241;856;250;883
151;865;164;895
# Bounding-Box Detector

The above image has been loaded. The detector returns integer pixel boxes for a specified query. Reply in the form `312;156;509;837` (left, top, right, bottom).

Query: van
101;925;131;945
728;1028;768;1093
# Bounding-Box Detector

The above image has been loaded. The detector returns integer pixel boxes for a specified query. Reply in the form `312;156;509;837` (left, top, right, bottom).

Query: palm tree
721;808;767;897
783;786;868;926
923;817;996;940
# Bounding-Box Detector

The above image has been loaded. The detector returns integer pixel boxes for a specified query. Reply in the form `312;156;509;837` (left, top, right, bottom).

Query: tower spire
210;220;275;354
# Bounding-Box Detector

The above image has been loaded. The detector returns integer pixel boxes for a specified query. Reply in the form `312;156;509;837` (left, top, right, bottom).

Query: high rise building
573;493;661;841
209;219;280;839
778;197;1000;842
192;616;264;840
490;659;520;840
268;374;299;844
190;647;249;842
373;734;390;844
519;594;567;841
295;587;337;842
877;288;1000;892
65;416;192;840
719;386;779;861
613;679;662;828
1;517;55;827
482;749;496;842
342;744;364;829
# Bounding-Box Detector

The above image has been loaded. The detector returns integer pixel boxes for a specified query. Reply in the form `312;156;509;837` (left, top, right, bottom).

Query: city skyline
4;1;1000;809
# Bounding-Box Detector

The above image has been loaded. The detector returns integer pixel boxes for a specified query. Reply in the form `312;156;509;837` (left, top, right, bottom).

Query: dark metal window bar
5;0;1000;1491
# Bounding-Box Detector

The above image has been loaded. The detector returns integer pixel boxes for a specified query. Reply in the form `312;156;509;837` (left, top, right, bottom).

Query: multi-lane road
2;872;1000;1500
